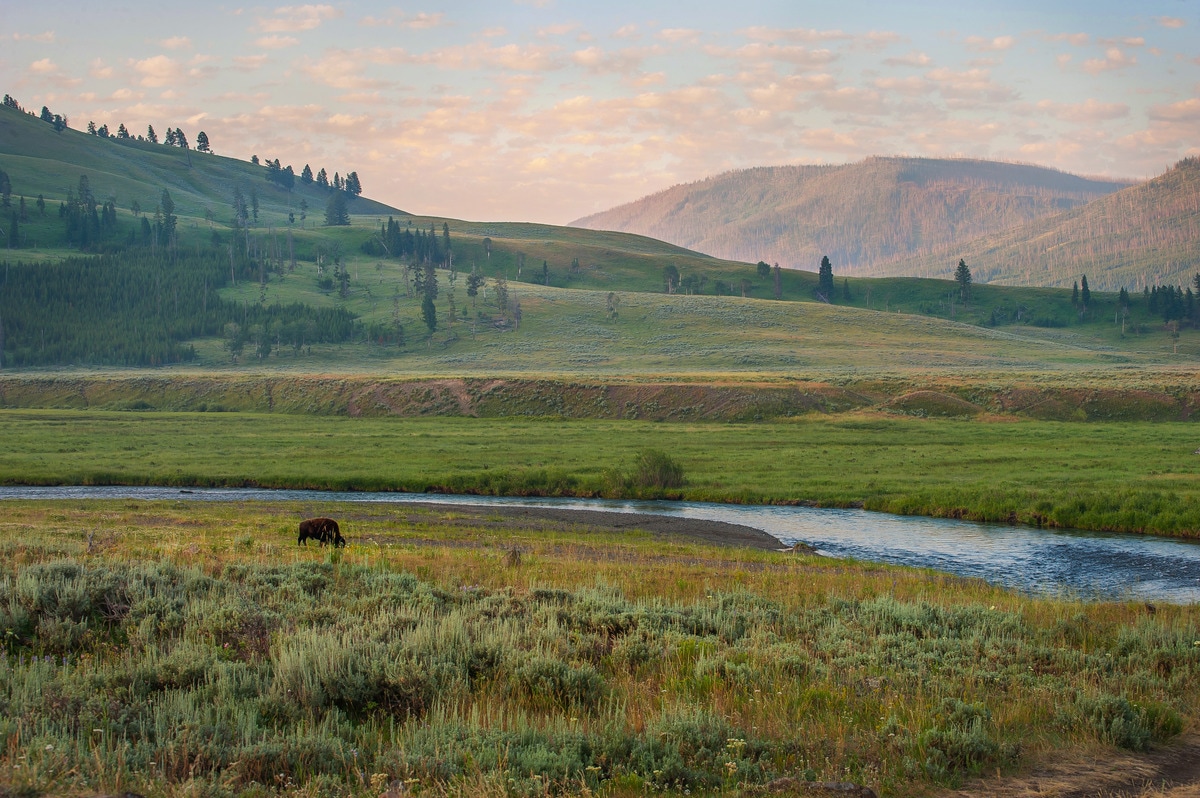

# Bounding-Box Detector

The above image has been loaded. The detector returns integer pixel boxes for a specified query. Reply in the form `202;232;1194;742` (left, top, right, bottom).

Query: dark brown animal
298;517;345;547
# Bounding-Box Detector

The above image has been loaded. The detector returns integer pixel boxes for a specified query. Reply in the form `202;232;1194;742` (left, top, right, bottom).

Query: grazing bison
298;517;345;547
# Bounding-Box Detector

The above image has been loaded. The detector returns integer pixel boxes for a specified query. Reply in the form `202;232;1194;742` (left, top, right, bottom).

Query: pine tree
1080;275;1091;307
316;168;329;189
301;164;314;184
818;255;834;299
324;191;349;226
1072;282;1079;305
117;123;130;139
196;131;210;152
954;259;972;302
146;125;158;144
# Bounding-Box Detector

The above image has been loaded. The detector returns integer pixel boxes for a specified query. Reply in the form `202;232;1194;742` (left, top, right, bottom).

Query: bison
298;517;345;547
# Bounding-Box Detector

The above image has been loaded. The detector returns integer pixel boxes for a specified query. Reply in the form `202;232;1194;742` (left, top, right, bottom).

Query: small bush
633;449;685;490
1076;694;1153;751
508;656;607;710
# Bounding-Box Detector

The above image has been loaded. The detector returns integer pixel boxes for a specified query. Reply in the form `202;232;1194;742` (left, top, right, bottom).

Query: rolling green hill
571;157;1131;274
0;102;402;232
1;100;1196;375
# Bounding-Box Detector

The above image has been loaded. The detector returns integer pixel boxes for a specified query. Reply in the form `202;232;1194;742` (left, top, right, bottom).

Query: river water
2;486;1199;604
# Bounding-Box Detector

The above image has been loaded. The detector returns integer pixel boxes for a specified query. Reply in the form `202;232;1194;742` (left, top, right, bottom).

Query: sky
3;1;1198;224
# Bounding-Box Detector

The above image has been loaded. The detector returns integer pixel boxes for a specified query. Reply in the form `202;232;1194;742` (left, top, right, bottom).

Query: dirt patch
886;391;983;418
942;732;1200;798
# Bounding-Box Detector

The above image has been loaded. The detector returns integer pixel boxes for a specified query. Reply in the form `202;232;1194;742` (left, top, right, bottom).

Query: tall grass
1;500;1198;797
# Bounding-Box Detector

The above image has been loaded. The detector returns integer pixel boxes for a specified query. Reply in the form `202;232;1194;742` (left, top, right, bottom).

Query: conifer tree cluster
0;251;362;367
364;217;452;265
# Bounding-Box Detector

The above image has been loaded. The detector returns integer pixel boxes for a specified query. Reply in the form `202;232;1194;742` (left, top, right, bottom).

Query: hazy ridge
571;156;1136;279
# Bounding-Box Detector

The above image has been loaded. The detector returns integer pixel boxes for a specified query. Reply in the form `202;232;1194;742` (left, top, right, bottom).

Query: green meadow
1;410;1199;537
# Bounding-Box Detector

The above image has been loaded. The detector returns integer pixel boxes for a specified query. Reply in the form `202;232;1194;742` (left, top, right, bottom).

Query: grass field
1;410;1198;537
1;499;1198;798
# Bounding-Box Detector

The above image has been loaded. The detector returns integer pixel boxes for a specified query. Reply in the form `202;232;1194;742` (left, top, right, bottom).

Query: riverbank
380;501;789;551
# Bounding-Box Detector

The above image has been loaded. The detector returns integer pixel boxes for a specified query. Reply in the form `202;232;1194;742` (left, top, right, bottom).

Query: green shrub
508;656;607;710
634;449;685;490
1075;694;1153;751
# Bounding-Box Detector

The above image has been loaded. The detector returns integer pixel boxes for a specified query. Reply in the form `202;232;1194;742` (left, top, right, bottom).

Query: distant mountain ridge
571;156;1133;277
877;157;1200;291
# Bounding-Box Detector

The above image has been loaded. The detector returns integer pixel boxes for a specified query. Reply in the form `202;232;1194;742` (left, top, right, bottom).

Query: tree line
0;251;360;368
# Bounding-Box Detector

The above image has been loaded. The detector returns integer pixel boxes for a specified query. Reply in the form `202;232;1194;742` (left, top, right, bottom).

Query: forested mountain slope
874;157;1200;290
571;157;1131;274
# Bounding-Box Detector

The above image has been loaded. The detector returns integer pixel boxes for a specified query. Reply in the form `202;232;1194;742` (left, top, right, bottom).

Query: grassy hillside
2;99;1196;376
0;103;401;239
571;157;1130;274
874;157;1200;291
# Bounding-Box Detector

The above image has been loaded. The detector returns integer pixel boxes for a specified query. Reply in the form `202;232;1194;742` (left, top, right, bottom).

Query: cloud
405;12;446;29
861;31;903;50
257;4;340;33
1099;36;1145;47
365;43;563;72
745;73;837;111
26;58;82;88
1083;47;1136;73
1148;97;1200;122
872;75;930;96
738;26;850;43
799;127;863;152
1035;98;1129;123
613;24;639;39
709;43;837;67
90;58;114;79
232;55;270;71
12;31;55;43
537;23;578;37
160;36;192;50
1156;16;1186;28
301;50;389;89
1050;32;1089;46
256;35;299;49
884;51;931;67
132;54;183;86
570;46;651;75
926;67;1017;105
658;28;701;45
816;86;887;115
965;35;1016;51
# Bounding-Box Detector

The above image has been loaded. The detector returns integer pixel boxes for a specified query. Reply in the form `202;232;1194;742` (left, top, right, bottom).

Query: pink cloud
257;4;341;33
256;35;299;49
1035;98;1130;123
1083;47;1137;73
965;35;1016;52
131;55;183;87
884;51;931;67
12;31;55;42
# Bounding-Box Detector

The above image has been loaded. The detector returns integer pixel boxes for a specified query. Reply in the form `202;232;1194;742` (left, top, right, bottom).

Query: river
2;486;1199;603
